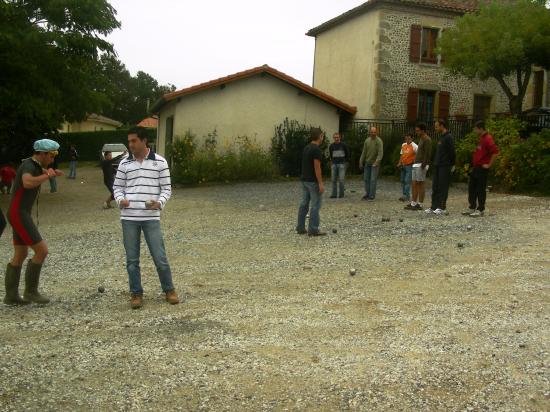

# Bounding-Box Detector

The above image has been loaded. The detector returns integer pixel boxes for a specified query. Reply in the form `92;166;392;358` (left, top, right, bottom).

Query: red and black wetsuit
7;158;43;246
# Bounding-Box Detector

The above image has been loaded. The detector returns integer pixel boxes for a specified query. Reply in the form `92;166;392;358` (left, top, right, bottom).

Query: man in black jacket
101;150;126;209
427;119;455;215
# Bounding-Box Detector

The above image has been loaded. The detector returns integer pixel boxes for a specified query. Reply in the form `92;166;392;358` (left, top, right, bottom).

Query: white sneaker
433;208;448;215
424;208;434;214
462;209;475;216
469;210;484;217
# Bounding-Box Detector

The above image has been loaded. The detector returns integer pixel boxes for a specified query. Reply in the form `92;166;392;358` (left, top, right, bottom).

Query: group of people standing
296;119;499;235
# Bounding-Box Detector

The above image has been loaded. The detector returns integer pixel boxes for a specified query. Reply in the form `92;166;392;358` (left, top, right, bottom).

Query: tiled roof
150;65;357;115
307;0;478;37
137;116;158;129
87;113;123;127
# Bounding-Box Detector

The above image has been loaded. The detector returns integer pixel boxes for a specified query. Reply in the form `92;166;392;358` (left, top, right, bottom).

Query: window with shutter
409;25;422;63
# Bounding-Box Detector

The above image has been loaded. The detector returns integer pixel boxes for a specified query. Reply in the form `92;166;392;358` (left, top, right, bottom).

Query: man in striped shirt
113;127;179;309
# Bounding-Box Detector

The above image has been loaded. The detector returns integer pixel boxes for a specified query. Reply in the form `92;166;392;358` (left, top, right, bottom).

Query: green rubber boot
23;260;50;304
3;264;30;305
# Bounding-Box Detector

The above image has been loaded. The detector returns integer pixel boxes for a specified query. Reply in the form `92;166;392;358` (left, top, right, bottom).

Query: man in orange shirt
396;134;417;201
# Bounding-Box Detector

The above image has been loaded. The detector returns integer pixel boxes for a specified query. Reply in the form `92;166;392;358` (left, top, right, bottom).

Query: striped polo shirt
113;149;171;221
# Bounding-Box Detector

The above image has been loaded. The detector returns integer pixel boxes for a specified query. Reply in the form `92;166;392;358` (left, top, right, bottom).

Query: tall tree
94;57;175;126
0;0;120;159
438;0;550;115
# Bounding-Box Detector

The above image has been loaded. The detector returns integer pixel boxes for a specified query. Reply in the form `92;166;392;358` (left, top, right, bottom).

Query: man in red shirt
463;121;499;217
0;163;17;195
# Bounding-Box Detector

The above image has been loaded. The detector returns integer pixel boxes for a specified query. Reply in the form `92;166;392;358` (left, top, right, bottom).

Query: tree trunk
509;96;523;116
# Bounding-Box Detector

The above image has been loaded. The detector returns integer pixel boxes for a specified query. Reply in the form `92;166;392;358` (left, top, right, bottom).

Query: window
421;28;439;63
418;90;436;121
533;71;544;108
410;25;441;64
473;95;492;120
407;89;450;122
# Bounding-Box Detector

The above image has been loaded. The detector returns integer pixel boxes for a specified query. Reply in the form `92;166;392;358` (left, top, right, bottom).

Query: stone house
307;0;548;121
151;65;356;157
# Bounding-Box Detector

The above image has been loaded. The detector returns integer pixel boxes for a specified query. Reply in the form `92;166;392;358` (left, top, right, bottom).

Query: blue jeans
331;163;346;197
363;164;379;199
297;181;322;233
400;164;413;199
69;161;77;178
121;219;174;295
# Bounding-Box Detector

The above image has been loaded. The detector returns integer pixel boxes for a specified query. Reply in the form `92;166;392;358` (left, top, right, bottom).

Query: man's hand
146;200;161;210
319;184;325;194
54;169;64;177
482;164;490;169
46;168;56;177
119;199;130;208
373;161;380;168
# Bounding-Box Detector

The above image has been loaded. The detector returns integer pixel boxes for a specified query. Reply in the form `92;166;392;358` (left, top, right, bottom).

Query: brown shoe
130;293;143;309
165;290;180;305
308;231;327;237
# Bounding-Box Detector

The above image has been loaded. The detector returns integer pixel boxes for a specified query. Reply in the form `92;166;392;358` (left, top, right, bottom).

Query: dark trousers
468;167;489;212
431;165;452;210
0;208;6;239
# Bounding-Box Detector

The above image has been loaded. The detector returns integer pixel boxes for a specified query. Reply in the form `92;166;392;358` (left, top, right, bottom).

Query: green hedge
56;129;156;162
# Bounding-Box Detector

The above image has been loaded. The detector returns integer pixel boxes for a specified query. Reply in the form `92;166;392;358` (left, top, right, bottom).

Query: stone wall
374;5;513;119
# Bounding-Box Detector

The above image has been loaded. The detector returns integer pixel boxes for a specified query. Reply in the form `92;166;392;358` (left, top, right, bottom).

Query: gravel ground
0;166;549;411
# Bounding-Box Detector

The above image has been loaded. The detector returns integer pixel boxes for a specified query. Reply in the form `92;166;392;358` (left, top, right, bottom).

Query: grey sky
107;0;365;90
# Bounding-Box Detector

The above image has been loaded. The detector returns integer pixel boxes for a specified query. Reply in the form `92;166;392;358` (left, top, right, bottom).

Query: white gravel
0;166;549;411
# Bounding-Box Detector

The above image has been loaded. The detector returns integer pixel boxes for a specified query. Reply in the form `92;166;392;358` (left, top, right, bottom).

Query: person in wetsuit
3;139;63;305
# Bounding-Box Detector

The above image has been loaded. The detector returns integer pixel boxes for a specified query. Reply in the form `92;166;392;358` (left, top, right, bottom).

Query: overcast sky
107;0;365;90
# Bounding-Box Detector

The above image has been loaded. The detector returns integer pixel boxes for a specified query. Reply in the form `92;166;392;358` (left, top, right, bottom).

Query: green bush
271;118;328;177
497;129;550;194
169;131;276;185
56;129;156;161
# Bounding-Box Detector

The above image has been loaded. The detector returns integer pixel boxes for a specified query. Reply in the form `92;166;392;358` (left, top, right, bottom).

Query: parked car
100;143;128;174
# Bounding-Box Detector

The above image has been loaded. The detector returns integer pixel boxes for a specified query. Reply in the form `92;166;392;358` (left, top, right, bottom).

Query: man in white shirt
113;127;179;309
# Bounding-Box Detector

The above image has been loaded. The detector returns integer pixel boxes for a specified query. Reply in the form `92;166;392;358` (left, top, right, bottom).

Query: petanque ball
350;269;356;276
98;286;105;293
332;229;337;234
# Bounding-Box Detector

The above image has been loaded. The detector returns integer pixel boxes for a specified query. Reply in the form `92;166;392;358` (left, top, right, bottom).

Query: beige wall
524;69;548;110
59;120;119;133
312;10;380;119
156;74;342;156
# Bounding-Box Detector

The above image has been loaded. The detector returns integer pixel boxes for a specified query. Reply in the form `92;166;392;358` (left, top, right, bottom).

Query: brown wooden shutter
438;91;450;120
407;88;420;123
409;25;422;63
